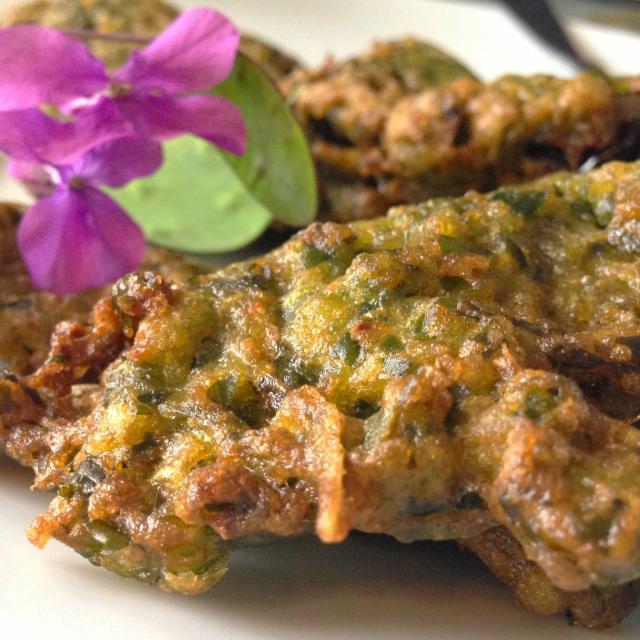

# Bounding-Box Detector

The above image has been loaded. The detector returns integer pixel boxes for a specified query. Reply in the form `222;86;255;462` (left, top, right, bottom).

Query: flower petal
113;8;239;94
0;100;132;164
8;160;57;198
0;25;108;110
70;137;164;188
18;186;145;294
117;94;247;156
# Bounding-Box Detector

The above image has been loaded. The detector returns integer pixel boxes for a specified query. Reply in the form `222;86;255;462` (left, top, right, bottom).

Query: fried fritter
1;0;178;69
0;203;103;374
3;210;633;626
2;161;640;627
2;0;299;80
282;42;640;221
0;202;212;375
239;34;298;82
464;526;640;628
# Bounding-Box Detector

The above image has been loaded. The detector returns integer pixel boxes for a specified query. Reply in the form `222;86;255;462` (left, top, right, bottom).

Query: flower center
69;176;85;190
108;81;132;98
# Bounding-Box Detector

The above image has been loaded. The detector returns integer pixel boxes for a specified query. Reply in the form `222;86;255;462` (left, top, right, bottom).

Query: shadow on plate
2;455;639;639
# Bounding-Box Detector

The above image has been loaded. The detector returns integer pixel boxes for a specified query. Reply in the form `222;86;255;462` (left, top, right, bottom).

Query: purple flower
15;137;162;294
0;8;246;164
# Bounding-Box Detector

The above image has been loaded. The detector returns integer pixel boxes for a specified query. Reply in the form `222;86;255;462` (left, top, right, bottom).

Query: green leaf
108;136;272;253
213;54;317;227
109;55;317;253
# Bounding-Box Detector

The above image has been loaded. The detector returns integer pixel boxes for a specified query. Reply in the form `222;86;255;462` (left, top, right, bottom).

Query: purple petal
0;108;75;163
69;137;163;188
18;186;145;295
0;25;108;110
8;160;57;198
113;8;239;94
116;94;247;155
0;100;132;164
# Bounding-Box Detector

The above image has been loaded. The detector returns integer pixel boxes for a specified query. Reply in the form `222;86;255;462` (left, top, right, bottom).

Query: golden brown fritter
1;0;179;68
3;205;631;628
2;0;300;80
283;42;640;222
0;203;104;374
2;161;640;628
464;527;640;628
0;203;213;375
239;34;298;82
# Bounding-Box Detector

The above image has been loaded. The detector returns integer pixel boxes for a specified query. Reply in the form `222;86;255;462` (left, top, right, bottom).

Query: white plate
1;1;639;638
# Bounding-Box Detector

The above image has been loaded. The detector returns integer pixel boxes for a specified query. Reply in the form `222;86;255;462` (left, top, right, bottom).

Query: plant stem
61;29;153;45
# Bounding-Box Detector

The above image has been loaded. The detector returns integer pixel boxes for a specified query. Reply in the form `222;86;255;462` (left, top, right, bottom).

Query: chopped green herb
570;198;594;220
504;238;528;268
524;387;559;421
88;520;130;551
333;333;361;365
302;244;332;268
381;335;404;351
438;234;467;254
492;189;545;216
